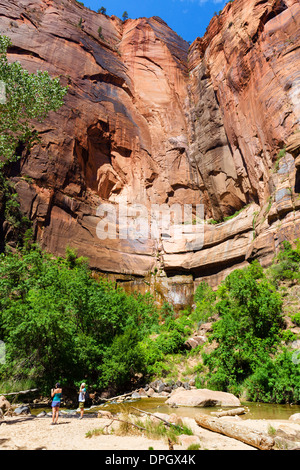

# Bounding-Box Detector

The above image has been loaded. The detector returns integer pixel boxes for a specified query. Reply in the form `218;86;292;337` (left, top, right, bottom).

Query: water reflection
95;398;300;421
30;398;300;420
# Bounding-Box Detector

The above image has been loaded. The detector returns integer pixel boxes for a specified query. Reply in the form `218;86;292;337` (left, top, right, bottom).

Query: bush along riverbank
0;240;300;406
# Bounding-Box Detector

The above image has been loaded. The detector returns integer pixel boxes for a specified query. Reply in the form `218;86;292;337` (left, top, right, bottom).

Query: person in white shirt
78;382;86;419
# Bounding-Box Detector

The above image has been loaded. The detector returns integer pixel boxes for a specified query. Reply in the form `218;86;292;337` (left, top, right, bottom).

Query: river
33;398;300;421
98;398;300;420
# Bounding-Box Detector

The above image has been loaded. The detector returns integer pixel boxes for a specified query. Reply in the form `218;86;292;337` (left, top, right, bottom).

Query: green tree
0;246;163;392
122;11;128;22
100;327;145;389
200;261;284;395
192;281;217;324
98;6;106;14
244;349;300;404
0;35;67;167
0;34;67;250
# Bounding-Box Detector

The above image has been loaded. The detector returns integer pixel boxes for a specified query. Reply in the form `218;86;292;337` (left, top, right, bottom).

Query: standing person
51;382;62;425
78;383;86;419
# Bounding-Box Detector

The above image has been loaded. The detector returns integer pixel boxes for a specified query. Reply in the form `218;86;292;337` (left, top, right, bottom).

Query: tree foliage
0;34;67;167
267;239;300;285
0;34;67;251
194;258;300;403
0;246;189;393
122;11;128;21
98;6;107;14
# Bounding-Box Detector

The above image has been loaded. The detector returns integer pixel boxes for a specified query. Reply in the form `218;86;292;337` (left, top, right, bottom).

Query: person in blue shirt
51;382;62;425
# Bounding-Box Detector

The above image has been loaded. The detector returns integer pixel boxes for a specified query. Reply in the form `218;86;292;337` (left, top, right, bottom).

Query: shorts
79;402;85;409
52;401;61;408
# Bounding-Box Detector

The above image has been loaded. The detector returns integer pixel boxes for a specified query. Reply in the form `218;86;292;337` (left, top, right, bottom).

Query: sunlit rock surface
1;0;300;305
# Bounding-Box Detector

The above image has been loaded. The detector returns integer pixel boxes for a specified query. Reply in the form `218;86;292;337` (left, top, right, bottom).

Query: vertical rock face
1;0;202;280
188;0;300;221
1;0;300;302
119;17;200;207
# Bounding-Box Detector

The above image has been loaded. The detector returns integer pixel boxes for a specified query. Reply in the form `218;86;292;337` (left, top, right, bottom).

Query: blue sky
82;0;229;43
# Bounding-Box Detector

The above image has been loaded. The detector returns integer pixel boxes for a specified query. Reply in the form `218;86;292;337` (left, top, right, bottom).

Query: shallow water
92;398;300;421
30;397;300;420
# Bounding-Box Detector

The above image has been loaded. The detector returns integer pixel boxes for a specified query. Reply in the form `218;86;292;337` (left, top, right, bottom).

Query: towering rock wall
164;0;300;295
0;0;199;280
0;0;300;307
188;0;300;221
184;0;300;283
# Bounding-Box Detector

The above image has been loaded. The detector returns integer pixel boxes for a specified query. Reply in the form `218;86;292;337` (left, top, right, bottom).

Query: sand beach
1;413;299;451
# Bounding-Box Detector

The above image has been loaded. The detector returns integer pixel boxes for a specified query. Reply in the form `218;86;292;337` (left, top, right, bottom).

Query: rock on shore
166;388;241;407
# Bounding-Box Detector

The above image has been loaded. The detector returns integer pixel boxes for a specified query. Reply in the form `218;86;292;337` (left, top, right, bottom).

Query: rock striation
1;0;300;306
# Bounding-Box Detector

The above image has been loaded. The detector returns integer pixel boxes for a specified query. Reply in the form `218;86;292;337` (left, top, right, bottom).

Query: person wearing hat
51;382;62;425
78;383;86;419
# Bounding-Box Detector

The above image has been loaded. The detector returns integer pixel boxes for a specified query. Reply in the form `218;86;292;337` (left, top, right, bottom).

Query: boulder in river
166;388;241;407
14;405;31;415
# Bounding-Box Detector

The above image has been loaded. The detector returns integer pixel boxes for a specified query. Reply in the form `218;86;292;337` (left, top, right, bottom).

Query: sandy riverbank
1;413;298;451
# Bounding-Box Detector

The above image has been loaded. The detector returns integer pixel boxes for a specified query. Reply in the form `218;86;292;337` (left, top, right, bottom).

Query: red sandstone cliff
0;0;299;306
188;0;300;219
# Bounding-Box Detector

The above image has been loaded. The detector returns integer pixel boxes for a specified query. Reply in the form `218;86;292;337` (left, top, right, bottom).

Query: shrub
192;282;217;324
201;261;284;394
100;327;145;388
274;146;287;171
98;26;104;39
292;312;300;327
267;240;300;285
244;349;300;403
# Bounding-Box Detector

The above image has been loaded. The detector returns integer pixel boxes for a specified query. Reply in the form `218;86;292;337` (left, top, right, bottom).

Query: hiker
78;382;87;419
51;382;62;425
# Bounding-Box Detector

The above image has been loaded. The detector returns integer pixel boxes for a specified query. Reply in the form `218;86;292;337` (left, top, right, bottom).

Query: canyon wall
0;0;300;308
